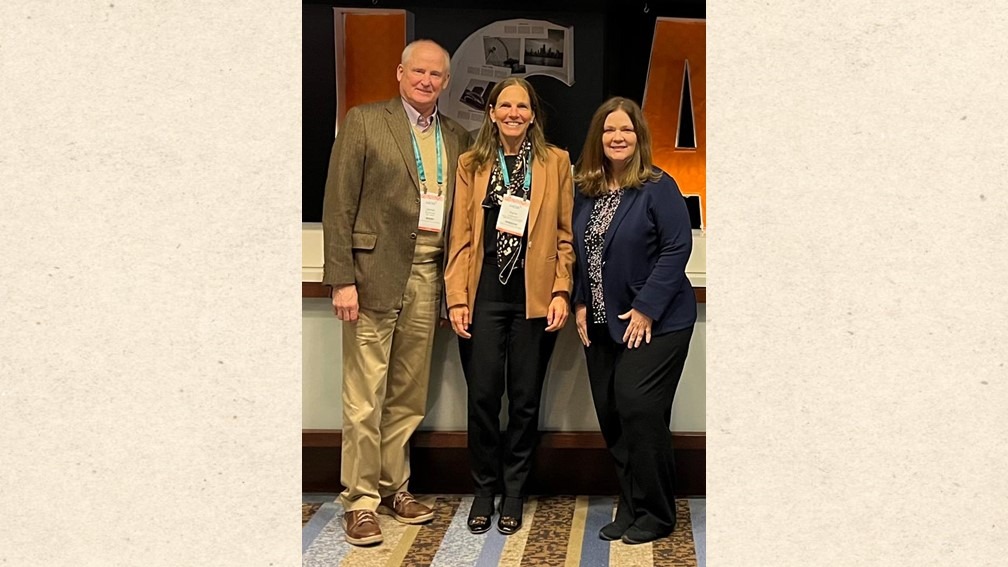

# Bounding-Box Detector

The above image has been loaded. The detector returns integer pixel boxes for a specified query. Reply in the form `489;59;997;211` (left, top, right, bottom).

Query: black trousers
457;267;558;498
584;323;693;535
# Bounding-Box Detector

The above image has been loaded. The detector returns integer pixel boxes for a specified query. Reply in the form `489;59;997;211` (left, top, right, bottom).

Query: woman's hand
618;308;652;349
544;295;569;332
574;303;590;347
448;305;472;339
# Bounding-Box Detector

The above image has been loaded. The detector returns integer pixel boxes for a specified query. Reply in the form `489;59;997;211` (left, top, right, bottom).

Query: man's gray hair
401;39;451;75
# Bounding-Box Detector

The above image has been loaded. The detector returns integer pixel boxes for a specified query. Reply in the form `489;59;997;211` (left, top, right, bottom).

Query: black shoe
599;520;632;541
497;496;523;535
467;496;495;534
621;524;672;545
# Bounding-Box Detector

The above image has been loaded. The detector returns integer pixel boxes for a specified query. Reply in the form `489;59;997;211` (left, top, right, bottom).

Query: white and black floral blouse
584;189;624;324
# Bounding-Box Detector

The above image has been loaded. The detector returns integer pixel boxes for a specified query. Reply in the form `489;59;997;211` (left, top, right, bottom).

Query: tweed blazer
444;146;575;319
321;98;472;312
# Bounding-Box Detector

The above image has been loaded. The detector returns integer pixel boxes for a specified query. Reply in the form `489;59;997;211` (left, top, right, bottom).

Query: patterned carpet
303;494;706;567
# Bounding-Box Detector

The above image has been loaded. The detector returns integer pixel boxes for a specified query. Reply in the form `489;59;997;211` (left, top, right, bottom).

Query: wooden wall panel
338;12;407;126
303;430;706;496
643;18;706;228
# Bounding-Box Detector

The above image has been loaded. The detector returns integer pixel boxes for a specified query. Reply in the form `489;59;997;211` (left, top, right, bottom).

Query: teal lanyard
497;147;531;198
410;118;443;195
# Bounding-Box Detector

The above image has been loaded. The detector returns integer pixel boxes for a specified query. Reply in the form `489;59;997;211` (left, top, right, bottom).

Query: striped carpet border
302;502;338;555
564;496;589;567
689;499;706;567
652;498;698;566
405;496;462;565
303;496;703;566
496;498;537;566
521;496;574;566
581;496;616;566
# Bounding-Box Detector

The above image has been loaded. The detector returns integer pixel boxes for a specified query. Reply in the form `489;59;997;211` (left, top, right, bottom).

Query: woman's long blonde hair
574;97;661;197
466;77;551;171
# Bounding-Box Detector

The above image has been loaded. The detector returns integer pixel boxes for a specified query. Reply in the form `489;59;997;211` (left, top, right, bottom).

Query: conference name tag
496;194;529;236
418;192;444;233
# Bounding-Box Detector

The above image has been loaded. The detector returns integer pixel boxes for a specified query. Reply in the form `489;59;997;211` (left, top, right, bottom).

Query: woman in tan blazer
444;77;574;536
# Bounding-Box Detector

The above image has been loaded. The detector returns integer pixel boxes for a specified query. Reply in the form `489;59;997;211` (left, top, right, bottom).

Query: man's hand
332;284;359;322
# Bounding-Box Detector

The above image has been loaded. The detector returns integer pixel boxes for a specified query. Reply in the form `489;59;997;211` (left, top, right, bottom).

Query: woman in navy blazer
572;97;696;545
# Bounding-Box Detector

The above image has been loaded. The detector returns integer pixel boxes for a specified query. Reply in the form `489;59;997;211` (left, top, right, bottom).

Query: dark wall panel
302;1;705;222
303;4;337;222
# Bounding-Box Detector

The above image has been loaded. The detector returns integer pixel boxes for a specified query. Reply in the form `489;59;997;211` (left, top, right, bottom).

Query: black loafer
598;520;632;541
621;525;671;545
467;496;495;534
497;496;523;535
468;514;492;534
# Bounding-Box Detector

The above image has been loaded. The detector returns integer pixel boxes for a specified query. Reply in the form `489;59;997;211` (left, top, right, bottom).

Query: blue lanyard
497;147;531;198
410;118;443;195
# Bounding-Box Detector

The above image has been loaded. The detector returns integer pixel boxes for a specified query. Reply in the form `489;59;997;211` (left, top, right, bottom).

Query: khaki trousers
340;260;440;512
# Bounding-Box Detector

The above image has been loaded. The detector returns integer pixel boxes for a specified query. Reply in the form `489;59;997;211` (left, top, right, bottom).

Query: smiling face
396;42;449;116
491;84;534;148
601;109;638;170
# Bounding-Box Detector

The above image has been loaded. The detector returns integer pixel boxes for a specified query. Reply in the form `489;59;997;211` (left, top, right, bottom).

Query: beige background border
3;1;1007;565
707;1;1008;565
1;2;301;565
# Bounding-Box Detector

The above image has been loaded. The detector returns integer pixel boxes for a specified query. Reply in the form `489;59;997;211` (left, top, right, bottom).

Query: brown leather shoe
377;491;435;524
343;510;383;546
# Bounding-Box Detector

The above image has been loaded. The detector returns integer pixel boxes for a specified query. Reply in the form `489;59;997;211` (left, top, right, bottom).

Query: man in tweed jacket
321;39;472;546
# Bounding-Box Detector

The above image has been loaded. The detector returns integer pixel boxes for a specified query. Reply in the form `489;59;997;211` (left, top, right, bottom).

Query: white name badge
496;194;530;236
418;192;445;233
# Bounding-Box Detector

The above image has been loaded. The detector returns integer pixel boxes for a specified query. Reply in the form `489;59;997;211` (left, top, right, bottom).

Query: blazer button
410;232;417;239
415;198;420;204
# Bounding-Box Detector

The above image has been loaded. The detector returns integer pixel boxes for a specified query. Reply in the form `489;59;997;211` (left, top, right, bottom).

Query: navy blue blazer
572;171;697;343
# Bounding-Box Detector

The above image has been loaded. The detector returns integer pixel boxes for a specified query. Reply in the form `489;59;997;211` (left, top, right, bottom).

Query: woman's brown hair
466;77;551;171
573;97;662;197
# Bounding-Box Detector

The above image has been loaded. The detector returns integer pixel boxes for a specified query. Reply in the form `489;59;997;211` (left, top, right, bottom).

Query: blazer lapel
603;188;639;256
471;164;491;252
384;99;421;193
527;155;546;235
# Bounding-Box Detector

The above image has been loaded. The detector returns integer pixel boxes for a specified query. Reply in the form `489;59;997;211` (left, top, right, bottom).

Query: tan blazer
445;146;575;319
321;98;472;311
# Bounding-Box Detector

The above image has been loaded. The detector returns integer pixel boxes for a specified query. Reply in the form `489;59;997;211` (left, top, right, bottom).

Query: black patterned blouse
585;189;624;324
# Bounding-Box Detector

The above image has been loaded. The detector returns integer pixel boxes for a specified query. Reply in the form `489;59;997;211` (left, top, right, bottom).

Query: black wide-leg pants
458;267;558;498
584;323;693;536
